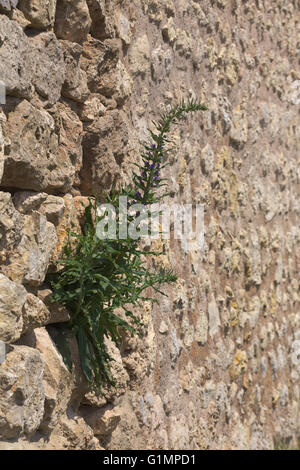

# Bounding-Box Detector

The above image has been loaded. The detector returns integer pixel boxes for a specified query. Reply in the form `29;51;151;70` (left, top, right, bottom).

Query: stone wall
0;0;299;450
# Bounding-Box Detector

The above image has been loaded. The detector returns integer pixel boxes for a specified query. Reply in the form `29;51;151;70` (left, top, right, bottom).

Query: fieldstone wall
0;0;299;450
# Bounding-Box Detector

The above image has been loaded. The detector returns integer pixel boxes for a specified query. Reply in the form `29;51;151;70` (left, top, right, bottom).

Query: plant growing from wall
48;100;207;394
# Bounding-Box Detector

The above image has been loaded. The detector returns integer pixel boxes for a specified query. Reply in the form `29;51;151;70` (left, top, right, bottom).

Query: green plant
48;100;207;393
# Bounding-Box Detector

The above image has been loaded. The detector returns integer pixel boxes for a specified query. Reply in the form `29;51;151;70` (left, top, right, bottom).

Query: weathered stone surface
55;0;92;43
80;109;130;194
1;100;57;190
201;143;215;175
61;41;90;103
32;328;72;431
229;105;248;146
30;32;65;105
49;414;102;449
195;310;208;345
9;8;30;29
50;194;81;264
86;0;115;40
116;11;132;45
73;195;89;224
0;119;4;184
1;100;76;192
0;191;24;252
0;1;18;13
97;59;133;105
22;294;51;333
0;15;34;99
55;102;83;189
18;0;57;29
229;350;248;380
80;405;121;437
37;288;70;324
3;211;57;286
13;192;48;214
129;34;151;76
0;274;27;343
0;341;5;365
208;296;221;338
39;196;66;226
13;192;66;226
81;36;121;98
0;345;44;439
151;45;173;82
80;95;106;122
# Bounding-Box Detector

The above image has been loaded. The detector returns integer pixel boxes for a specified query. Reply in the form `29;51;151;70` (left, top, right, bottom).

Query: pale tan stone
0;345;45;439
0;274;27;342
18;0;57;29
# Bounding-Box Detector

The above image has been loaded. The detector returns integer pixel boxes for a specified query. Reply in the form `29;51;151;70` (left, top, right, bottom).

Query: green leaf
77;329;94;384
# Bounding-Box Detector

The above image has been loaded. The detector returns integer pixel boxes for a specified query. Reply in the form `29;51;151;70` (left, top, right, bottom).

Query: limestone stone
230;106;248;146
170;328;183;365
18;0;57;29
1;101;66;191
129;34;150;76
80;406;121;437
55;0;92;43
33;328;72;431
162;18;177;44
250;229;262;287
22;294;51;333
175;29;192;57
117;12;132;45
195;310;208;345
98;59;133;105
201;143;215;175
0;0;18;13
0;15;34;99
81;37;121;95
0;345;44;439
208;296;221;337
145;0;164;24
0;191;24;252
248;296;261;329
158;320;168;334
9;8;30;29
3;211;57;286
86;0;115;40
13;192;48;214
55;102;83;189
72;195;90;225
39;196;66;226
229;350;248;379
61;41;90;103
80;110;130;195
168;414;189;449
0;119;4;184
151;46;173;81
80;95;106;122
0;274;27;343
13;192;65;226
51;414;102;449
30;32;65;105
99;337;130;400
181;316;194;348
0;341;5;364
50;194;81;264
